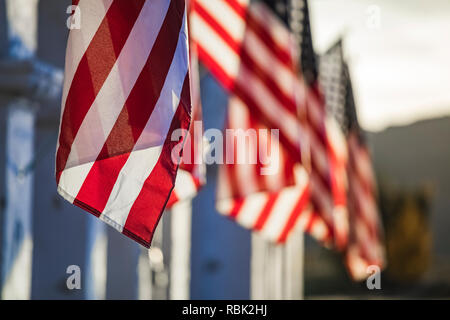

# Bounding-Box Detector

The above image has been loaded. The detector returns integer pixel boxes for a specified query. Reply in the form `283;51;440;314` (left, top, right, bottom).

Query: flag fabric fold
56;0;192;247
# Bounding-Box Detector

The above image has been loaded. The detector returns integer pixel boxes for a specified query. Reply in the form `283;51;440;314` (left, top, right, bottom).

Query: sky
310;0;450;131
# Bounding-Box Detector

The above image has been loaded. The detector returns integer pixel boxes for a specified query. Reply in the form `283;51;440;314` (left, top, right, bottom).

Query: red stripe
283;150;297;187
224;0;247;19
253;193;279;231
75;1;186;212
229;198;245;218
277;185;310;243
56;0;146;183
123;75;191;247
305;212;318;235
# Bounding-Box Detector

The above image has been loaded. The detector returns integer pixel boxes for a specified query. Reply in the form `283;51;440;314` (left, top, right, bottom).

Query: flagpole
0;0;39;300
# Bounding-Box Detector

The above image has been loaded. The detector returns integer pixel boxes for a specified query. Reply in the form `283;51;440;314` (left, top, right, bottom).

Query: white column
1;0;38;300
2;104;35;300
170;200;192;300
283;230;304;299
251;229;304;300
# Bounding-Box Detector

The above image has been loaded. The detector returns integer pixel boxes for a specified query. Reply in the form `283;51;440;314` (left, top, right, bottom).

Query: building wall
190;74;251;299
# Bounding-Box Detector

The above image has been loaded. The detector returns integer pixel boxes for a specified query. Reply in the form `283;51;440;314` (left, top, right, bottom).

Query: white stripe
101;16;189;230
59;0;171;197
173;169;198;201
310;218;329;241
216;198;235;217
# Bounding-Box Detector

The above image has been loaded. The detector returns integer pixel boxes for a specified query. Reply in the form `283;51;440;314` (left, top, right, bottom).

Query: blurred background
0;0;449;299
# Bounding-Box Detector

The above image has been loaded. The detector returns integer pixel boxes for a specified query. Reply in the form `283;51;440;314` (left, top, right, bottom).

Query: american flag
289;0;351;250
319;40;385;280
191;0;337;243
56;0;192;247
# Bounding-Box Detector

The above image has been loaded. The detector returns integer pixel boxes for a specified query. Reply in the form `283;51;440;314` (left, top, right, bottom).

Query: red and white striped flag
289;0;349;248
191;0;334;243
320;39;384;280
346;132;385;280
56;0;192;247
